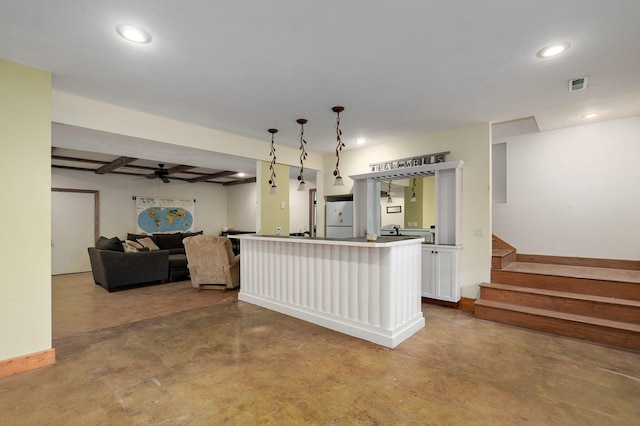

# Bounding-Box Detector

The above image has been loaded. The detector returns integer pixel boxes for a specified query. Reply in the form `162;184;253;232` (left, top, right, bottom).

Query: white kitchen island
233;234;425;348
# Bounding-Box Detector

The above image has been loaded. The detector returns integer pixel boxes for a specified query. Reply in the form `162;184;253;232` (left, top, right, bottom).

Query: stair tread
492;249;514;257
474;299;640;332
501;262;640;284
479;282;640;307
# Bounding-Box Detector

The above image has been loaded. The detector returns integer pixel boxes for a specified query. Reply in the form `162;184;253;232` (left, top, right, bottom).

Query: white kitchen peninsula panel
234;235;425;348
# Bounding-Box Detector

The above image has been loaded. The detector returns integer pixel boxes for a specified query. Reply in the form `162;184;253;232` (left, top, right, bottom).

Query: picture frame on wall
387;206;401;213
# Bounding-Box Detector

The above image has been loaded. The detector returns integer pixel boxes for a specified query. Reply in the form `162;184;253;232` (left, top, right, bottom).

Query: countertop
230;234;424;248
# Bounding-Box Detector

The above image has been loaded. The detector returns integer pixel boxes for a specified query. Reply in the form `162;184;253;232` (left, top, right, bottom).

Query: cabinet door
421;248;435;298
434;248;459;302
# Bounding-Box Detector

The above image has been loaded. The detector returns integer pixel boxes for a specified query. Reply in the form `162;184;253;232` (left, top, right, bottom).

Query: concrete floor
1;274;639;425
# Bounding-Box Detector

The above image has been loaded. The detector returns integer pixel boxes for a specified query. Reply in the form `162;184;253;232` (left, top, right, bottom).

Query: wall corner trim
0;348;55;378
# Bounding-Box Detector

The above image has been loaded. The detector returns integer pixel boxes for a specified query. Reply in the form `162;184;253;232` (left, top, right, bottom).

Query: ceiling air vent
569;76;588;92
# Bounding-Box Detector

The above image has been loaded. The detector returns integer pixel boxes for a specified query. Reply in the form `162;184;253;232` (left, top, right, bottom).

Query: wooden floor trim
0;348;55;378
459;297;476;310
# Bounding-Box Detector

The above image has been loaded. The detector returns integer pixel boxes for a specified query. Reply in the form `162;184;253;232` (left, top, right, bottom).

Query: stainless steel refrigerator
325;200;354;238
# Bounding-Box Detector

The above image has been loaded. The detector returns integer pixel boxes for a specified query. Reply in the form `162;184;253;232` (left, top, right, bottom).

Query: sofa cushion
155;232;184;250
138;237;160;251
95;236;124;252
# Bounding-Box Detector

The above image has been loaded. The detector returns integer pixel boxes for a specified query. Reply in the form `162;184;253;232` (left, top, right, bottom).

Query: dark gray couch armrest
88;248;169;291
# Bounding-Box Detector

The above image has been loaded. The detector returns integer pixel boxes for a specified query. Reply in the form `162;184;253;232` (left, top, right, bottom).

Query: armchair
183;235;240;290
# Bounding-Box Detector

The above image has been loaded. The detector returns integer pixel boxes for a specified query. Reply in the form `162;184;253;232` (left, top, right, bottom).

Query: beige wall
52;92;323;171
259;161;290;235
322;123;492;297
0;59;52;361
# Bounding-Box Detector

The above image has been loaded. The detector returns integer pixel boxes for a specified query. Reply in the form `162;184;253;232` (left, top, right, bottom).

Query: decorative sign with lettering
369;151;449;172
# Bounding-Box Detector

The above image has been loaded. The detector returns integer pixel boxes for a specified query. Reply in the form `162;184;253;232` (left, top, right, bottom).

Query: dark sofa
88;232;200;291
88;247;169;291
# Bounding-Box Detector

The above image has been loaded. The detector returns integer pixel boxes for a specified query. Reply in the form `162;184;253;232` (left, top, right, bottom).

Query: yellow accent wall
0;59;52;361
403;177;435;229
404;178;423;228
422;176;436;228
259;161;290;235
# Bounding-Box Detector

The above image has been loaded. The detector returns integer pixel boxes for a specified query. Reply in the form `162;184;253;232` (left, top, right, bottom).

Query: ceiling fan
147;164;171;183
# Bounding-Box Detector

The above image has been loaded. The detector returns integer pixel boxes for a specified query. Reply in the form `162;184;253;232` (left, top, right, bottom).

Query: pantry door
51;189;99;275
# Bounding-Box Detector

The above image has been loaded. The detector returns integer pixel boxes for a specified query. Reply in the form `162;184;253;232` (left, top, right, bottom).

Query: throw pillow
122;242;139;253
126;239;144;250
138;237;160;251
127;233;159;246
95;236;124;252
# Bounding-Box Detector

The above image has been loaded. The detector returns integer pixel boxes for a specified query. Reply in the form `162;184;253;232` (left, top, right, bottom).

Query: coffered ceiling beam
188;171;236;182
166;165;194;174
223;177;257;186
95;156;137;174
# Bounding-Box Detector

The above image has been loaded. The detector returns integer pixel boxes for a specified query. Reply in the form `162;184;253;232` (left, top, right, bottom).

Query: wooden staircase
474;235;640;351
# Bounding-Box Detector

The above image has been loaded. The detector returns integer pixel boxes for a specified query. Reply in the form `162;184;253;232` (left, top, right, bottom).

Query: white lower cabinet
421;245;460;302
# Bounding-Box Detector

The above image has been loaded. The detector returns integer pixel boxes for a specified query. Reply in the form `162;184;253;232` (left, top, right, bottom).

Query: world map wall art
135;196;195;233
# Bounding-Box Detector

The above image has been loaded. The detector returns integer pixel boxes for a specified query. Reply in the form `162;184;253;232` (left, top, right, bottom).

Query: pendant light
267;128;278;194
332;106;345;186
387;181;393;203
410;178;417;202
296;118;308;191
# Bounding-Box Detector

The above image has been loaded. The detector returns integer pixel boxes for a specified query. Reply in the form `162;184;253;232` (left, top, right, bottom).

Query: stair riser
475;305;640;351
480;287;640;324
491;270;640;301
492;251;516;269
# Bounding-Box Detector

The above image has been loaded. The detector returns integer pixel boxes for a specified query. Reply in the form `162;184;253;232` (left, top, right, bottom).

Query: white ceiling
2;1;640;169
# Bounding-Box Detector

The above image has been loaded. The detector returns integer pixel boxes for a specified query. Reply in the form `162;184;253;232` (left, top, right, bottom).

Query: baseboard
421;297;476;310
0;348;55;378
422;298;460;309
459;297;476;310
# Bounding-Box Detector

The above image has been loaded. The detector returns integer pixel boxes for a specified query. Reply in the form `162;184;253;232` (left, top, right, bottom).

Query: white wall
227;182;258;231
52;169;228;239
493;116;640;260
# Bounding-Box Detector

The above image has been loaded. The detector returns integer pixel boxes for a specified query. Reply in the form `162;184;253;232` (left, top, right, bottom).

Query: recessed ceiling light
116;24;152;44
355;138;367;144
581;112;599;119
536;42;570;58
